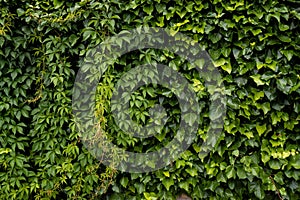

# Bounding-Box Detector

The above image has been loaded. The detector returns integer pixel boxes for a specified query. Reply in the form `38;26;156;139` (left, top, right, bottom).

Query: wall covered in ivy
0;0;299;199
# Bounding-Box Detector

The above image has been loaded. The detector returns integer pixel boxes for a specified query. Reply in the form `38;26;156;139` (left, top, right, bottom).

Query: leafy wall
0;0;299;199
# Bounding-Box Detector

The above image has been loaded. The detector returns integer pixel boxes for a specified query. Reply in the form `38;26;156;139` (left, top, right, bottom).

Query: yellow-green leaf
256;124;266;136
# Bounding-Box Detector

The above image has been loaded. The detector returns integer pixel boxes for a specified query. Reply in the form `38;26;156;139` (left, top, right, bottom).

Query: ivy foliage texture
0;0;300;199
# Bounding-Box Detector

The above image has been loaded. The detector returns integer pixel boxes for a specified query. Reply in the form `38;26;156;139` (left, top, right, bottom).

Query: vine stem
269;175;283;200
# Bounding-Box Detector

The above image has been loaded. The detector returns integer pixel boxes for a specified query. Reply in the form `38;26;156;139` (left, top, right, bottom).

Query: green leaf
266;61;277;71
274;172;284;185
183;113;198;126
290;154;300;169
214;58;226;67
261;151;270;163
281;50;294;61
209;33;222;43
185;167;198;177
162;171;170;177
134;183;145;194
254;91;264;101
233;15;244;22
269;160;282;170
225;165;235;179
255;58;264;70
232;150;239;157
250;74;265;86
236;166;247;179
175;19;189;28
277;35;291;43
143;5;154;15
176;9;187;18
242;132;254;139
162;178;174;191
279;23;289;31
120;177;129;188
11;70;18;80
16;8;25;17
233;48;241;59
251;29;262;36
257;102;271;115
143;192;158;200
178;181;189;191
82;28;95;41
0;37;4;48
0;148;11;154
53;0;64;9
277;78;291;94
271;112;281;125
69;34;78;47
216;172;227;183
256;124;266;136
156;16;164;27
254;184;265;199
221;62;232;74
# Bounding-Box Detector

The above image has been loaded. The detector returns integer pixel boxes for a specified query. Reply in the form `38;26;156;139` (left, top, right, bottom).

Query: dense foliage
0;0;299;199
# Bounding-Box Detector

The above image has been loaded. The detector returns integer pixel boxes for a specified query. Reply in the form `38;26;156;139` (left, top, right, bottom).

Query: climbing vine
0;0;299;199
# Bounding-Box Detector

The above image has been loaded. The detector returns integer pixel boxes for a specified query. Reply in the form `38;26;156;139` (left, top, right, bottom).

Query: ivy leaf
214;58;226;67
266;61;277;71
221;62;232;74
254;184;265;199
259;102;271;115
217;172;227;183
250;74;265;86
11;71;18;80
0;148;11;154
243;132;254;139
279;23;289;31
233;48;241;59
254;91;264;101
277;35;291;43
82;27;95;41
53;0;64;9
143;192;158;200
185;167;198;177
225;165;236;179
134;183;145;194
281;50;294;61
120;177;129;188
290;154;300;169
156;16;164;27
69;34;79;47
261;152;270;163
255;58;264;70
16;8;25;17
162;178;174;191
162;171;170;177
256;124;266;136
0;37;4;48
269;160;282;170
178;181;190;191
175;19;189;28
236;166;247;179
143;5;154;15
251;29;262;36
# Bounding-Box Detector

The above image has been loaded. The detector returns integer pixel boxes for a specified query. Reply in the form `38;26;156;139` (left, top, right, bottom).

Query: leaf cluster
0;0;299;199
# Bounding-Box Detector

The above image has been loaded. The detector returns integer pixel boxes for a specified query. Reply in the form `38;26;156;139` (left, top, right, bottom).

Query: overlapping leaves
0;0;299;199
